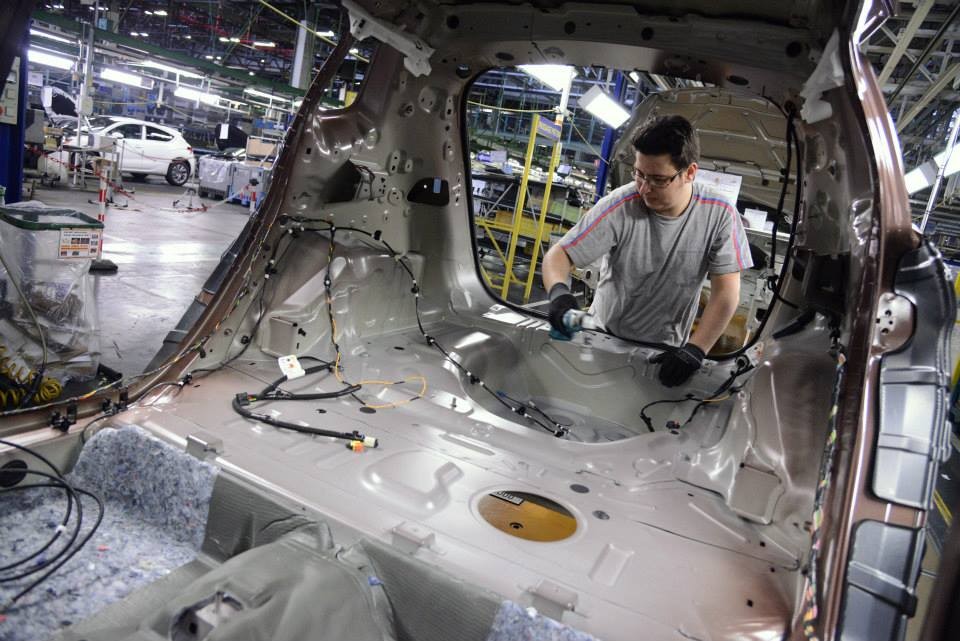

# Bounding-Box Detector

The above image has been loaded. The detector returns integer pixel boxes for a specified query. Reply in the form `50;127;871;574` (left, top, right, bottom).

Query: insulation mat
0;425;217;641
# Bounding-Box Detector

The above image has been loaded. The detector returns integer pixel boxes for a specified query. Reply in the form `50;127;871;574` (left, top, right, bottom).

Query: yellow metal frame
497;113;567;302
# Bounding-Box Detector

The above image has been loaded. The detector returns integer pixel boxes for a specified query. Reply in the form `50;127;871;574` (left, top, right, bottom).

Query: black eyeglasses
632;167;684;188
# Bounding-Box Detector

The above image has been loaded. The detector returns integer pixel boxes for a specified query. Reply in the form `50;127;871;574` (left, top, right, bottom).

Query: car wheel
165;160;191;186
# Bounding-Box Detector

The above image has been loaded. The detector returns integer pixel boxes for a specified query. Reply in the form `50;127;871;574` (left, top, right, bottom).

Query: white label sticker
278;355;305;379
58;228;101;258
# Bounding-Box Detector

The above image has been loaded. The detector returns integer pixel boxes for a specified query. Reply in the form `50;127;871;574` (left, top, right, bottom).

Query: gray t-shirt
559;182;753;346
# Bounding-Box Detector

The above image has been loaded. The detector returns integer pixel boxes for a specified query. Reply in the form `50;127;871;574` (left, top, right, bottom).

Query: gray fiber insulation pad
0;426;217;641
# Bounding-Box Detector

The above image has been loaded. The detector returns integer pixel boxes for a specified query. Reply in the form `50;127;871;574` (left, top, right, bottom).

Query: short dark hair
631;115;700;170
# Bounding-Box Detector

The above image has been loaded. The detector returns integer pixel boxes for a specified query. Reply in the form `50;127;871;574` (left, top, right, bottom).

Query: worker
542;115;753;387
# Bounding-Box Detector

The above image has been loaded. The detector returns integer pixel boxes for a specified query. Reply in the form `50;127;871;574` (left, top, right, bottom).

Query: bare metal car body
1;1;956;640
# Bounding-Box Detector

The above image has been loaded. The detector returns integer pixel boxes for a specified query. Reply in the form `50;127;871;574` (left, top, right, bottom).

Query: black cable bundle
297;221;569;438
0;438;104;611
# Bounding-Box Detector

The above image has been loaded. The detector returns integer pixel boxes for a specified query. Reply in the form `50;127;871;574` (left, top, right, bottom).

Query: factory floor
22;177;249;378
9;175;958;637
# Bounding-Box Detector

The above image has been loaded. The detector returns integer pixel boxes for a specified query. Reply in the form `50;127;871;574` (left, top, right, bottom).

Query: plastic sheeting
0;201;101;383
0;425;217;641
198;157;233;194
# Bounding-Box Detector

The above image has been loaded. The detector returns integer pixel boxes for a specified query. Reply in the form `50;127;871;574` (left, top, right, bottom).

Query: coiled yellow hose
0;343;62;409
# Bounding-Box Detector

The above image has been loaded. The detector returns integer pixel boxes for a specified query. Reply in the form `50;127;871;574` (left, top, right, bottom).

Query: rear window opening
465;66;797;356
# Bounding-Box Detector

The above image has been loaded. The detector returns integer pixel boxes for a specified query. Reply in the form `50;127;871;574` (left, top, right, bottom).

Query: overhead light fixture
349;47;359;55
144;9;153;15
518;64;576;92
628;71;641;84
140;60;203;79
219;37;230;42
204;55;214;60
130;31;140;37
577;85;630;128
29;28;75;45
253;41;275;48
140;33;149;37
904;145;960;194
318;30;335;37
27;48;74;70
184;35;192;40
154;10;167;16
174;85;221;106
101;67;146;88
244;87;285;101
229;37;240;43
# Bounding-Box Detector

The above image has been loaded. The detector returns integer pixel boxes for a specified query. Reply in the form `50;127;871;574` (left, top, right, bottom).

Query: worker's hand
547;283;579;339
650;344;705;387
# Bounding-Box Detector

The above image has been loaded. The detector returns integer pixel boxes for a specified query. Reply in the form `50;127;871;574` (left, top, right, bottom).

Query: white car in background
64;116;196;186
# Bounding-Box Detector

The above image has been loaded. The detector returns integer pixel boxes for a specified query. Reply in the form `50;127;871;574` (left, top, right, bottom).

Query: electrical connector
235;393;252;407
346;440;365;452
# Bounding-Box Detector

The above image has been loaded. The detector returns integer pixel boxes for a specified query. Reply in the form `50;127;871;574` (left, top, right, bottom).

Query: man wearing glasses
542;115;752;387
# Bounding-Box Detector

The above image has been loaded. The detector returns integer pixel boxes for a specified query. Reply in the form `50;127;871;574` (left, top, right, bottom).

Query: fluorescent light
518;64;576;92
244;88;286;101
253;41;275;47
905;145;960;194
28;48;74;70
229;37;240;43
904;167;928;194
144;9;153;15
140;60;202;79
219;37;229;42
140;33;149;37
317;30;335;37
30;29;75;45
629;71;641;84
154;9;167;16
349;47;359;55
174;86;221;106
131;32;140;37
204;55;214;60
185;35;192;39
578;85;630;128
101;68;145;88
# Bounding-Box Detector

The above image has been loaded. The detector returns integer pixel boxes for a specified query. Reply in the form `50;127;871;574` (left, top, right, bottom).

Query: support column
291;11;315;90
0;42;27;204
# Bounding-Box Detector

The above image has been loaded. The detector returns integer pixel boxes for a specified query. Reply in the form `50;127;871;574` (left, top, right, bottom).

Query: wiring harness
639;355;754;432
220;217;569;440
231;360;378;448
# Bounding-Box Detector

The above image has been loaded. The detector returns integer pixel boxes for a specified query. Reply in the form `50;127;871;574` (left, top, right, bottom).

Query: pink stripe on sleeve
694;195;745;270
563;192;642;249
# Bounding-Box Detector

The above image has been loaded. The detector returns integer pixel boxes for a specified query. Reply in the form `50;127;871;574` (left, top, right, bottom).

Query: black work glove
650;343;705;387
547;283;579;339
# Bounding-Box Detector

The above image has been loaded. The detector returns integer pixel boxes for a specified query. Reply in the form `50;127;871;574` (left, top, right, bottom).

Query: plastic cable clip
362;436;379;448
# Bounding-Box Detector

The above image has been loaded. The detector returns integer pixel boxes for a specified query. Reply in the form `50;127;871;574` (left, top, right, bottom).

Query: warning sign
59;228;101;258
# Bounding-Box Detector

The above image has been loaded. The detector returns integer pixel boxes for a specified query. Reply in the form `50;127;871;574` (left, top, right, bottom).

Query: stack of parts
0;425;218;641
